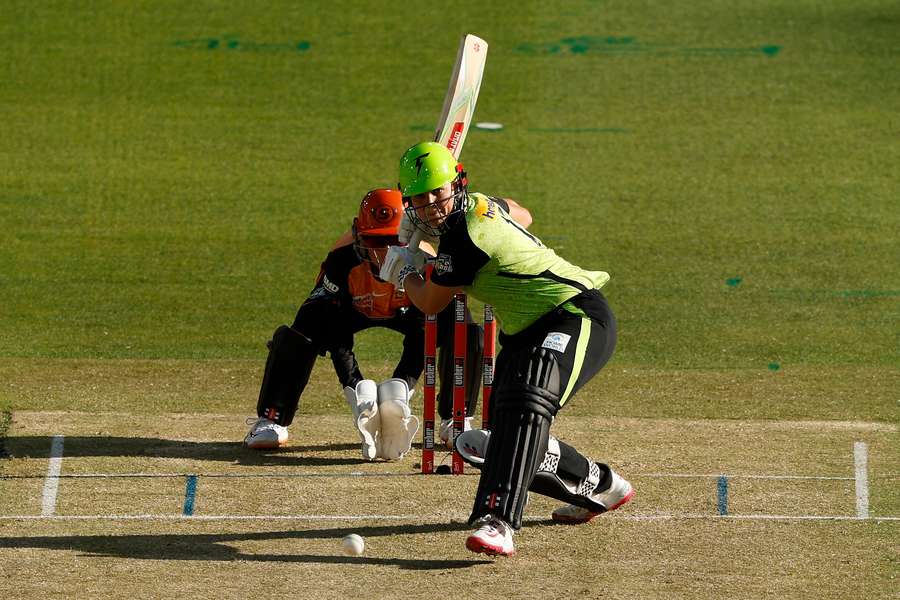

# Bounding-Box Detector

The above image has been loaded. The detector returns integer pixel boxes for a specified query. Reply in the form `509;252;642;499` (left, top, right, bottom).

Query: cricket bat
430;34;489;475
433;34;488;159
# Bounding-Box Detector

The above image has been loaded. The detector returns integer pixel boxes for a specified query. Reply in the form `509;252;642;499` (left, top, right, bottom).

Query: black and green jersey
430;192;610;335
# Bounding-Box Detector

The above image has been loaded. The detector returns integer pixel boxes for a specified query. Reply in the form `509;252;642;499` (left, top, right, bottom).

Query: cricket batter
381;143;634;556
245;188;483;460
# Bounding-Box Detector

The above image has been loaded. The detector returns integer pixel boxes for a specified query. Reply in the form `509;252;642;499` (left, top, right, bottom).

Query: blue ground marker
717;475;729;515
183;475;198;516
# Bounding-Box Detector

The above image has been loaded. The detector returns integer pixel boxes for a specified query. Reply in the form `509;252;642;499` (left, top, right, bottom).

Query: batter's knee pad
468;348;563;529
256;325;318;426
502;346;564;417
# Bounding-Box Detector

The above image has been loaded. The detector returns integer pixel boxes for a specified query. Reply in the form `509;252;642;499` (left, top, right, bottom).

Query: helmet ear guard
351;217;368;263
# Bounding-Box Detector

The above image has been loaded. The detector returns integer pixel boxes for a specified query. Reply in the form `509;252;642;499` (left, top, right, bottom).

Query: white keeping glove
375;378;419;460
379;246;425;290
344;380;381;461
398;211;440;249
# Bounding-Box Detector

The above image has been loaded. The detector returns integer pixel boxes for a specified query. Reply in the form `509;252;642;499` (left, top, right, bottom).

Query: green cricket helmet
398;141;469;236
398;142;460;197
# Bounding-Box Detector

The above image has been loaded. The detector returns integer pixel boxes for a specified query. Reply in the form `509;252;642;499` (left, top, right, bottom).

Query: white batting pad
375;378;420;460
344;380;381;461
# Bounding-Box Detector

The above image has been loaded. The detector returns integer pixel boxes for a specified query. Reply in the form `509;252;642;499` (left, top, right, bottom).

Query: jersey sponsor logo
352;293;375;313
474;197;497;220
322;274;339;294
541;332;572;353
435;253;453;275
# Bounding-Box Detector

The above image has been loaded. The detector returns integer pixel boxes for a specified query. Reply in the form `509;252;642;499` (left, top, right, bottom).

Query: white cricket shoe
455;428;490;467
439;417;473;449
466;516;515;557
551;468;634;524
243;417;289;449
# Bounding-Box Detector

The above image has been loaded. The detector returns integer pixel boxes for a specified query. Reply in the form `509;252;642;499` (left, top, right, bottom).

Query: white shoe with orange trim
465;516;515;557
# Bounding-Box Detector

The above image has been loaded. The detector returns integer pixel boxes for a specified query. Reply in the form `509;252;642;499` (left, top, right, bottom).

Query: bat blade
434;34;488;159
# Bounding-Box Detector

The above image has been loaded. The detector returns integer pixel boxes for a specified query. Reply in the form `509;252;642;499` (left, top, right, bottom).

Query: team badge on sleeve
435;254;453;275
541;332;572;353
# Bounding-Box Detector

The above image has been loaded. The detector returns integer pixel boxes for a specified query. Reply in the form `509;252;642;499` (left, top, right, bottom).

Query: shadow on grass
0;521;499;570
2;436;371;467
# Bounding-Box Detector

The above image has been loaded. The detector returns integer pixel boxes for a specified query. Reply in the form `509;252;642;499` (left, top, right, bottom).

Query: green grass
0;4;897;385
2;0;898;370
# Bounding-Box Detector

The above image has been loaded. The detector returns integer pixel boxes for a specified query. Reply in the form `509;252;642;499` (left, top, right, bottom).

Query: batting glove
380;246;423;289
399;211;440;249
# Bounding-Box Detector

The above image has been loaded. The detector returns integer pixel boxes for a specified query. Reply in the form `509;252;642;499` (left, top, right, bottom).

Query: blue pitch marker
183;475;198;516
717;475;729;515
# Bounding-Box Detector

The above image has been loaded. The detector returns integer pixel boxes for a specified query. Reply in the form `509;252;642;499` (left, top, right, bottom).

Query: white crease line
0;513;897;522
3;471;876;481
638;473;854;481
854;441;869;519
0;471;423;479
40;435;65;517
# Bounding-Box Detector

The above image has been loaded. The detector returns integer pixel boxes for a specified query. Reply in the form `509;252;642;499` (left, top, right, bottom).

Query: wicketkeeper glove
374;378;419;460
344;380;381;460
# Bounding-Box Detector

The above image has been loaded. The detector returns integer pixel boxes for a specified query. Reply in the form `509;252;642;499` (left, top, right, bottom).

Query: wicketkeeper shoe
439;417;473;449
465;516;515;557
455;428;490;467
243;417;289;449
551;468;634;524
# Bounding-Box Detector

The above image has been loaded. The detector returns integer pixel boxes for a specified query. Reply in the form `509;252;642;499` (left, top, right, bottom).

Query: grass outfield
0;0;898;598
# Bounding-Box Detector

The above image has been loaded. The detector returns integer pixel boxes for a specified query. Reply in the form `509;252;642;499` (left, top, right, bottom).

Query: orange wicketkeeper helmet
352;188;404;268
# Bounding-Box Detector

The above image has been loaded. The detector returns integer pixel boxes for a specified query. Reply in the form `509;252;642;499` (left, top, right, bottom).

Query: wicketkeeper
244;188;483;460
381;143;634;556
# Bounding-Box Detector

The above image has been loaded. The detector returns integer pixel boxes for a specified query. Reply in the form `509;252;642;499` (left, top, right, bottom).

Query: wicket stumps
421;312;438;474
421;294;496;475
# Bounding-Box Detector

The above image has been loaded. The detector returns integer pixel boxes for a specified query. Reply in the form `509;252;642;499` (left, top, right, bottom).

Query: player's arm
402;271;459;315
505;198;532;228
493;197;532;229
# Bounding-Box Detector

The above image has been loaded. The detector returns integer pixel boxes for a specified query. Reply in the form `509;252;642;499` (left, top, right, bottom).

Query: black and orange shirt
303;244;413;320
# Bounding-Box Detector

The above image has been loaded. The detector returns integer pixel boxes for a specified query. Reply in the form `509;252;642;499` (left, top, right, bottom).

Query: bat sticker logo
414;152;430;175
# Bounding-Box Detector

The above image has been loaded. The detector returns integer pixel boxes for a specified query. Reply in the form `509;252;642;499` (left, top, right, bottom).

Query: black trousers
280;298;482;420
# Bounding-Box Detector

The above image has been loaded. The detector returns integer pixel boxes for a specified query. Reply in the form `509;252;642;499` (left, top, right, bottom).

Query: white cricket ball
342;533;365;556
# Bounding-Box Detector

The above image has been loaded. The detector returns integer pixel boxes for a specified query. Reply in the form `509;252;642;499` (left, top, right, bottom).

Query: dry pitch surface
1;411;897;599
